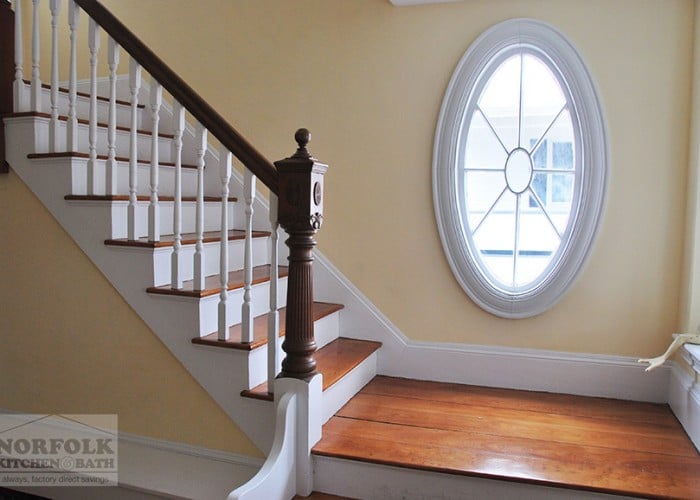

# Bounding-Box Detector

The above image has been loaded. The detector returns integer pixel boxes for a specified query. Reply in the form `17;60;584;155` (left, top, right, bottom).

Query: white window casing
433;18;609;319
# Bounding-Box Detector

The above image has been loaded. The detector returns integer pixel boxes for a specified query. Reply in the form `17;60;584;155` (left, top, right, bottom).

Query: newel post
275;129;328;380
0;0;14;173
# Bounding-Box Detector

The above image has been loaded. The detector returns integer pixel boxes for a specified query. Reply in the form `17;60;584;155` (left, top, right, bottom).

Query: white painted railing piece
31;0;41;112
193;123;207;291
148;83;163;242
13;0;23;112
48;0;61;152
218;148;232;341
66;0;79;151
106;36;120;195
241;169;255;343
267;194;280;393
127;58;142;239
86;17;100;195
171;102;185;289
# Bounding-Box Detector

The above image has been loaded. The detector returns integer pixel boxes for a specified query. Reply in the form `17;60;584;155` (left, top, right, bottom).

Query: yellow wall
97;0;692;357
1;0;693;455
0;171;261;457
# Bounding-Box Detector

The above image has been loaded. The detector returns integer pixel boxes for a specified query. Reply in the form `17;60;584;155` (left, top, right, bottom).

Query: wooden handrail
73;0;278;194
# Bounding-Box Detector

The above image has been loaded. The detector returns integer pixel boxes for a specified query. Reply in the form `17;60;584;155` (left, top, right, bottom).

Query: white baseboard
313;455;638;500
314;250;670;403
669;350;700;451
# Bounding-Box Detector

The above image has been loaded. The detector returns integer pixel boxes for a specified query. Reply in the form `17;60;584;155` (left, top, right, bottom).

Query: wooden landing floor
313;376;700;499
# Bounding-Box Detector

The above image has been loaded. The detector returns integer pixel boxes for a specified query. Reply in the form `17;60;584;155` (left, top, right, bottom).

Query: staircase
1;0;382;497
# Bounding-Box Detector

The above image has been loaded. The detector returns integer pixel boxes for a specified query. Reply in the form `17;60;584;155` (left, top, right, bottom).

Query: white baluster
171;103;185;289
267;194;280;392
127;58;142;240
30;0;41;112
13;0;23;112
218;148;232;341
148;83;162;242
193;124;207;291
66;0;79;151
86;18;100;195
105;37;120;195
48;0;61;152
241;169;256;343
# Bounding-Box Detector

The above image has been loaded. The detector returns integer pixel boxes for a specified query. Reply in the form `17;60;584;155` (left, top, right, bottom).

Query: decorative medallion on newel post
275;129;328;380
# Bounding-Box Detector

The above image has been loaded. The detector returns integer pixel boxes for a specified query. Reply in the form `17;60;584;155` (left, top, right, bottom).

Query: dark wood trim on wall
0;0;14;174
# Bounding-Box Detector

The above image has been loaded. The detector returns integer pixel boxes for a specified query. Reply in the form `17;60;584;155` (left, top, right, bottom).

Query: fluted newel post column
276;129;328;380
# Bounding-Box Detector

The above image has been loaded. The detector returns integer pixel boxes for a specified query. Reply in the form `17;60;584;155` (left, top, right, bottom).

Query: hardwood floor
313;376;700;499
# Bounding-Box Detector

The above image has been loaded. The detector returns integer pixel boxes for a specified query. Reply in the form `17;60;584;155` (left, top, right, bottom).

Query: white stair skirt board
313;456;639;500
668;347;700;451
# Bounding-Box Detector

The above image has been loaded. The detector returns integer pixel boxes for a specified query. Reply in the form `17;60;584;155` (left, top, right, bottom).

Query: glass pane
521;54;566;149
531;139;547;168
529;172;547;208
472;190;517;286
464;112;508;170
515;205;560;286
552;174;573;203
464;170;506;229
553;141;573;169
478;54;521;152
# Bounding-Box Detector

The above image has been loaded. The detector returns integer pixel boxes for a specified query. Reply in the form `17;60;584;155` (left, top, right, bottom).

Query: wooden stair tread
192;301;344;350
105;229;269;249
29;151;198;169
241;338;381;401
65;194;237;203
147;264;288;298
312;376;700;499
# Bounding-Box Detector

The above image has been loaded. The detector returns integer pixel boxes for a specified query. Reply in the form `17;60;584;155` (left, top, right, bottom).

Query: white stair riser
85;199;236;240
28;116;187;164
67;156;200;198
77;122;184;164
21;81;145;131
196;279;289;336
151;237;272;287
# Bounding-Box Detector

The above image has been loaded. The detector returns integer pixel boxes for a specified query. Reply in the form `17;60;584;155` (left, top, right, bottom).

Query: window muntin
433;18;608;319
460;50;578;291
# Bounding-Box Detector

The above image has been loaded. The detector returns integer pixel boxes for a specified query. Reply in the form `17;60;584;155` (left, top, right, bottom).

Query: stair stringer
5;116;282;453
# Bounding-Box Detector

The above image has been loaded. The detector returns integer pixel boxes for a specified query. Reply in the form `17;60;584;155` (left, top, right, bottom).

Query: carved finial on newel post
275;129;328;380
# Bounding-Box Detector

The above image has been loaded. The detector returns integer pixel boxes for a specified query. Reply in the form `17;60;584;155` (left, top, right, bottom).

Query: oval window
433;19;608;319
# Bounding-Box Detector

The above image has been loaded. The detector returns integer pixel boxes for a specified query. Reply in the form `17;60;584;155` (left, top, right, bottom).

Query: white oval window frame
433;18;609;319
